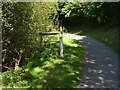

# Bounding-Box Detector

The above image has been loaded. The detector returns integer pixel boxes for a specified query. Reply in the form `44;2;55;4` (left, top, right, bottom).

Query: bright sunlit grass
2;35;84;88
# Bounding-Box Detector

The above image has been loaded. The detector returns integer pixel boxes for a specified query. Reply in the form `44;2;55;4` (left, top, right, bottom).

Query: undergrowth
2;35;84;88
67;26;119;54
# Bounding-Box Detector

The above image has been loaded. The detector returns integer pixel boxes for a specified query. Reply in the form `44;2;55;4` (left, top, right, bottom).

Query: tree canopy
57;2;119;27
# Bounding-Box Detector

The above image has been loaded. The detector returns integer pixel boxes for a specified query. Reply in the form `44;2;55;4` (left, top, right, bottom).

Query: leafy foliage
2;2;35;70
32;2;58;32
2;2;58;70
2;35;84;88
2;69;27;88
57;2;119;54
57;2;119;26
2;2;119;88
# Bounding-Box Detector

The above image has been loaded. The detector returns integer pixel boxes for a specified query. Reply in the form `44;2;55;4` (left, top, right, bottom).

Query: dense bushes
2;2;34;70
57;2;119;27
32;2;58;32
2;2;58;71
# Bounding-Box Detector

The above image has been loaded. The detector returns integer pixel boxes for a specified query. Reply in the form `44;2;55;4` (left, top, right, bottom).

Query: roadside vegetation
83;27;119;54
67;26;119;54
58;2;119;54
2;35;84;88
1;2;119;88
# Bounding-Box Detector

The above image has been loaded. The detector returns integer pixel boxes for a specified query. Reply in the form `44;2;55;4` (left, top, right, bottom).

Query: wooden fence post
39;31;63;58
60;26;64;58
40;32;42;46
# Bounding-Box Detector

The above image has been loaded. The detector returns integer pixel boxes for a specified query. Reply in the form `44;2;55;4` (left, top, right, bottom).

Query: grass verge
67;26;119;54
2;35;84;88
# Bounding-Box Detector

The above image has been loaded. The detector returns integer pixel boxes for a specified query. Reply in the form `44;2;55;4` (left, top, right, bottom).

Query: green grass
67;26;119;54
2;35;84;88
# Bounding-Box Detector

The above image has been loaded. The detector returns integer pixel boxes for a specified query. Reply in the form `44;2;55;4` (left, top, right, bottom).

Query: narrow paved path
65;33;119;88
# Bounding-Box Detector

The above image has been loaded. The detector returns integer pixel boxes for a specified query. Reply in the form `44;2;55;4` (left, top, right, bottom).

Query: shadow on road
65;33;119;88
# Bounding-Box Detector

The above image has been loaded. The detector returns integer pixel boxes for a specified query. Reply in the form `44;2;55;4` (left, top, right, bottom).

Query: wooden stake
40;32;42;46
60;26;64;58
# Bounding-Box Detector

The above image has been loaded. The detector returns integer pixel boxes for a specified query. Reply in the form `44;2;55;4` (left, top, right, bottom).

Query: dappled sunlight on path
65;33;118;88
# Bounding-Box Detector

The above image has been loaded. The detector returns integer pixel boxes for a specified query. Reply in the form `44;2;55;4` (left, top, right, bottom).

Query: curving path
65;33;119;88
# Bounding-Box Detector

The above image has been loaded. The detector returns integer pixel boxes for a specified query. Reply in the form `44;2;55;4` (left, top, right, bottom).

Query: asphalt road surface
65;33;119;88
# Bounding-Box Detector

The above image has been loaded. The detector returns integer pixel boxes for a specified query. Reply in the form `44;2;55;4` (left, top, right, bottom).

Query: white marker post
60;26;64;58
